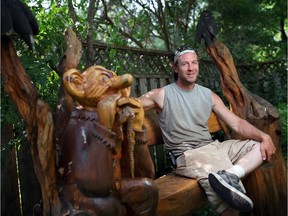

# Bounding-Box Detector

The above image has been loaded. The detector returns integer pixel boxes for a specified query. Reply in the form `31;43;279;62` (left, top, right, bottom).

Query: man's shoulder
151;86;165;93
164;82;176;88
148;87;165;100
196;84;212;93
162;82;175;92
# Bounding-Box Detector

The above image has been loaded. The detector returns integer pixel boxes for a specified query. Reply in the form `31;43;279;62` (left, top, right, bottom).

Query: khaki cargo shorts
175;139;258;213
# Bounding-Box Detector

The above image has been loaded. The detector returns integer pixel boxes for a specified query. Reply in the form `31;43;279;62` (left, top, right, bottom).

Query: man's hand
260;133;276;162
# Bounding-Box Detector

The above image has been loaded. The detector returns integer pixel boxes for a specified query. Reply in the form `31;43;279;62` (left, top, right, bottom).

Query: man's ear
172;65;179;81
63;69;85;101
172;64;178;73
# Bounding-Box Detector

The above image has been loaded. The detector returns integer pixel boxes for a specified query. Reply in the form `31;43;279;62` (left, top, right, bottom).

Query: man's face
175;52;199;84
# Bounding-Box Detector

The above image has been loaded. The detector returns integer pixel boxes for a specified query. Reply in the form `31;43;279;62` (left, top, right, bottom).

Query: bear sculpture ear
63;69;85;102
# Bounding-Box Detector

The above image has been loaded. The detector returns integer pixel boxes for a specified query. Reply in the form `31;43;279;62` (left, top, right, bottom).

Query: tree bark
1;28;82;215
1;37;61;215
1;27;82;215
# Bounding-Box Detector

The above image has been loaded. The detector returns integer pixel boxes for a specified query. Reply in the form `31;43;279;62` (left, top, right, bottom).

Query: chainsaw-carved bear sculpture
58;65;158;216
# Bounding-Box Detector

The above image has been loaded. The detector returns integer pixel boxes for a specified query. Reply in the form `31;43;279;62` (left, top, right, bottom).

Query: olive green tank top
158;83;213;157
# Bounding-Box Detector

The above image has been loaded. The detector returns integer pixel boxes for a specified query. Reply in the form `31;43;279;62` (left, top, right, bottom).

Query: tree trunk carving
206;39;287;216
1;37;61;215
1;28;84;215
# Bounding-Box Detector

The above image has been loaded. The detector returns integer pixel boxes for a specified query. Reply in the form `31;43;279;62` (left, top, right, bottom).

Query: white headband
174;49;196;64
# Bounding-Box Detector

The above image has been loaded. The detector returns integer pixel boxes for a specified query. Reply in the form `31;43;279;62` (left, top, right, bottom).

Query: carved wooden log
60;62;159;214
1;28;83;215
1;37;61;215
206;39;287;216
55;27;82;150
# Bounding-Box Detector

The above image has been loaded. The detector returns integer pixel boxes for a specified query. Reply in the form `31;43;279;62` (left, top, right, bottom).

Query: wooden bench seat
154;173;207;216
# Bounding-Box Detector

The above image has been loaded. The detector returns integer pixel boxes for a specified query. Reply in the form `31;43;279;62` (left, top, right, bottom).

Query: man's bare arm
137;88;165;111
211;92;276;162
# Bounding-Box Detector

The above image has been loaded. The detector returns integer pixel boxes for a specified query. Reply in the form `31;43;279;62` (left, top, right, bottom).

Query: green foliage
21;0;287;63
34;4;72;64
1;0;68;148
207;0;287;63
13;1;75;111
277;103;288;160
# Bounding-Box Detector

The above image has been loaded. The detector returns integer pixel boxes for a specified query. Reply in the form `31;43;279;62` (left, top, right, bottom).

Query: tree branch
280;19;287;42
156;0;171;50
67;0;81;40
101;0;144;48
86;0;99;66
68;0;77;24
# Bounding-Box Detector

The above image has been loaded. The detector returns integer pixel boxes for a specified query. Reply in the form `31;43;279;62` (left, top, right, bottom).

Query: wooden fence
87;42;287;104
1;43;287;215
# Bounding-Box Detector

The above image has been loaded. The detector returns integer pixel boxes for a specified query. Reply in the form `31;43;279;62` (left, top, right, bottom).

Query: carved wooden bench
131;74;227;215
4;26;285;215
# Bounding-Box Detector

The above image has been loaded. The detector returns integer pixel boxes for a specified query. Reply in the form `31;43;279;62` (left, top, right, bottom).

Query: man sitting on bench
137;45;276;216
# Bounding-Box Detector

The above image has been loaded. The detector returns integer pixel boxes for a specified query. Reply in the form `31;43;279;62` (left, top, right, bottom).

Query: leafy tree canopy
23;0;287;64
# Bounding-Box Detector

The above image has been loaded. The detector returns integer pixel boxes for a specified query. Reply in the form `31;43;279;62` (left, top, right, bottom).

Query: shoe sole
208;173;253;212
